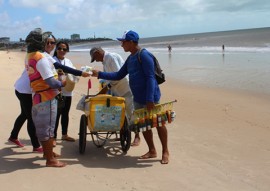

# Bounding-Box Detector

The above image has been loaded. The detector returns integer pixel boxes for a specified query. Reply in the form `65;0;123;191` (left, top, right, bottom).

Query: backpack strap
138;48;163;73
124;48;143;65
137;48;146;63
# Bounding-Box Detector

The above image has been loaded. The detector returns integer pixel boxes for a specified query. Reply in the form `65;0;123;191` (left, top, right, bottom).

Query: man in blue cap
92;30;169;164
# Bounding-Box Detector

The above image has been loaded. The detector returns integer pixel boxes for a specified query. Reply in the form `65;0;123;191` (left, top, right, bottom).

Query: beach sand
1;50;270;191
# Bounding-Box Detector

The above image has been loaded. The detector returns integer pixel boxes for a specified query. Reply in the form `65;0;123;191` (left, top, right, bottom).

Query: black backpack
138;48;165;85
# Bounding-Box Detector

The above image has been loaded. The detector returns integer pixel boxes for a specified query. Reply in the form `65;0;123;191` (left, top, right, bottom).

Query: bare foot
43;152;61;159
161;153;169;164
53;152;61;158
53;139;57;147
139;152;157;159
131;137;140;146
46;160;66;167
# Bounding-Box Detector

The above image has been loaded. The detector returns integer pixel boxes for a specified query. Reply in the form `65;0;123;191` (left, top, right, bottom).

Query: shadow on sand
1;138;157;174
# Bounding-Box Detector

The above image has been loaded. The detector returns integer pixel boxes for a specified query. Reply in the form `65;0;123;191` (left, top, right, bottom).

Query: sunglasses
57;47;68;52
47;41;56;45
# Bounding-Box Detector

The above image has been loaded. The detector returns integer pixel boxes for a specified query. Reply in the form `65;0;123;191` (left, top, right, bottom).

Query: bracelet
107;83;112;89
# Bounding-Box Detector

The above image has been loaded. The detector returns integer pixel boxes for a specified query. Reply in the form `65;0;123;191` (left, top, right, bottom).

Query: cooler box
87;94;126;132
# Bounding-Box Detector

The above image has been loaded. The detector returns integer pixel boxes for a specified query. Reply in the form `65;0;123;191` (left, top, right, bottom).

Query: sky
0;0;270;41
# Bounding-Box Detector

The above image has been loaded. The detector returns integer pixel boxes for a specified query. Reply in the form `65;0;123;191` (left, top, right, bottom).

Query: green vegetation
56;37;113;44
0;37;113;50
0;42;25;51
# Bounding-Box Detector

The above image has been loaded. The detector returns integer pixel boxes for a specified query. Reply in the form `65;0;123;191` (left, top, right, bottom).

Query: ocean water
69;28;270;95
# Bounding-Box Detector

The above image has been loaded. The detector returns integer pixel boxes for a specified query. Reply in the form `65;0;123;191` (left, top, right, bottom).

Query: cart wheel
120;117;131;153
79;114;87;154
91;132;108;148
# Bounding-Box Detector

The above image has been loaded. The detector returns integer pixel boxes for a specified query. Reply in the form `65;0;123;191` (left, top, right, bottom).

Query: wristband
107;83;112;89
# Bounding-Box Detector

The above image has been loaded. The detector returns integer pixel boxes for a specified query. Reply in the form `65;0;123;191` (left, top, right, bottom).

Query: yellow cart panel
86;94;126;132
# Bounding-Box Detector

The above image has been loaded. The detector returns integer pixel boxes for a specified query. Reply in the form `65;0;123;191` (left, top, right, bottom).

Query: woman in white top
9;35;90;150
53;41;76;142
9;68;42;151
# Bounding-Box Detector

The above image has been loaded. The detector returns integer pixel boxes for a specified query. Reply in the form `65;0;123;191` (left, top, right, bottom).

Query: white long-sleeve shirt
102;51;131;97
102;51;134;118
53;56;75;97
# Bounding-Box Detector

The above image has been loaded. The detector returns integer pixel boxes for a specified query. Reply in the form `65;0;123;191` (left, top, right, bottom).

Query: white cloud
8;0;270;15
2;0;270;40
9;0;84;14
0;13;42;40
0;11;10;25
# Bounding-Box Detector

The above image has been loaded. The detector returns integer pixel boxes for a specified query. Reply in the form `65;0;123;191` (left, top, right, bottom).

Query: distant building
0;37;10;43
71;34;80;40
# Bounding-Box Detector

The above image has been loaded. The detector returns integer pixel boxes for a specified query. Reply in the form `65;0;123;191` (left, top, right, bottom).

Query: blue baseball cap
116;30;139;42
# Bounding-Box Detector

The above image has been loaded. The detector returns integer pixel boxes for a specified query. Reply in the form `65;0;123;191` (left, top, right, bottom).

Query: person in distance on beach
168;44;172;53
89;47;140;145
91;30;169;164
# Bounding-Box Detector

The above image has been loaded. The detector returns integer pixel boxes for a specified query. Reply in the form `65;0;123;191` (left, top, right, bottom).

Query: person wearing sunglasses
45;35;89;80
52;41;76;143
8;33;90;154
47;37;91;146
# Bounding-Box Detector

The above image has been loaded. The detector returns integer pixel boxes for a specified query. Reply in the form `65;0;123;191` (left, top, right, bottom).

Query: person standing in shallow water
168;44;172;53
91;30;170;164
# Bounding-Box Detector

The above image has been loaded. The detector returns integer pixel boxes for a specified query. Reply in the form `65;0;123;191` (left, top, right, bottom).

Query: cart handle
133;99;177;114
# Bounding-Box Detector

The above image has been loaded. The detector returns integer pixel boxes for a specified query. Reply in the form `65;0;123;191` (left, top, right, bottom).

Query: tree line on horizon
0;37;113;50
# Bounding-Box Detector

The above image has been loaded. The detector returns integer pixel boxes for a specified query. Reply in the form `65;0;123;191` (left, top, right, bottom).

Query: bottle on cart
134;118;140;133
145;112;152;130
162;111;167;126
170;111;176;122
157;114;162;127
152;114;157;128
166;110;171;123
140;117;146;132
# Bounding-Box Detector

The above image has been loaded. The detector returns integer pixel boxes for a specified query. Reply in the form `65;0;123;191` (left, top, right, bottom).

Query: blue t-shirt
98;49;161;105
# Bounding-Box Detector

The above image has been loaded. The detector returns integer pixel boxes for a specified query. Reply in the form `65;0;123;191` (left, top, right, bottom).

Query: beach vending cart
78;79;131;154
130;100;177;133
